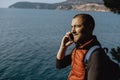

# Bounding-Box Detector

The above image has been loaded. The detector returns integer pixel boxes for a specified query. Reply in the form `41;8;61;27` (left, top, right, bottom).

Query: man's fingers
65;41;73;47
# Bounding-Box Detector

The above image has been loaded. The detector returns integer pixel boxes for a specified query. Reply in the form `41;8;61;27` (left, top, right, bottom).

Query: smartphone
69;33;74;41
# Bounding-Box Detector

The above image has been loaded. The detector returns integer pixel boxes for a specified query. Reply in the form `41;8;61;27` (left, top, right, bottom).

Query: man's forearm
57;46;67;60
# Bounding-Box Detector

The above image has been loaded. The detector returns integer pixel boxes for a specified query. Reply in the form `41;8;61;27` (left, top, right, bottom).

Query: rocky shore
73;3;110;12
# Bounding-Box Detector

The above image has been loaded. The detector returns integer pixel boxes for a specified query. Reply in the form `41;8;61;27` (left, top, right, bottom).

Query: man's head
71;13;95;43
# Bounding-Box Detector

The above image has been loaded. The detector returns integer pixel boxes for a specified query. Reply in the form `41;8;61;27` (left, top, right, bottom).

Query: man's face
71;17;86;43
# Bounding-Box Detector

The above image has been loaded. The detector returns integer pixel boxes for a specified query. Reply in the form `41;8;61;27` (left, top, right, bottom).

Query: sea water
0;8;120;80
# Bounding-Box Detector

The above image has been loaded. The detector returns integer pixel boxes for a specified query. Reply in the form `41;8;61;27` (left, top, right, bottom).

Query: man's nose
71;27;75;33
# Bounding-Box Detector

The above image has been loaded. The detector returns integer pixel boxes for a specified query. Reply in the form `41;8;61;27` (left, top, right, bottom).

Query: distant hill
9;0;110;12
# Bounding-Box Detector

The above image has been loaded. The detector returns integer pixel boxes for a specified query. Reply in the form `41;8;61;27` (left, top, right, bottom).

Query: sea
0;8;120;80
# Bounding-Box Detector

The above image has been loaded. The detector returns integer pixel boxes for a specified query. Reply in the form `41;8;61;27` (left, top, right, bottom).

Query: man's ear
81;28;89;35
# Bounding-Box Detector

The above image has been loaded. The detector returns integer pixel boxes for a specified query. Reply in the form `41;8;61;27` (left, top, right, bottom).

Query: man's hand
57;32;73;60
60;32;74;49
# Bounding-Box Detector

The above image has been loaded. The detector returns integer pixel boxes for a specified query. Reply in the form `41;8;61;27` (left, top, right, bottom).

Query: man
56;14;109;80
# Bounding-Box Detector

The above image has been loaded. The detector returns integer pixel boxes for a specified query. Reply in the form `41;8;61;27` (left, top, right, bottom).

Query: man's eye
76;25;81;27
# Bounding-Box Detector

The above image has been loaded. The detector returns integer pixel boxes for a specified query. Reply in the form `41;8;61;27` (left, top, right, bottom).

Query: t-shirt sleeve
56;54;71;69
87;49;104;80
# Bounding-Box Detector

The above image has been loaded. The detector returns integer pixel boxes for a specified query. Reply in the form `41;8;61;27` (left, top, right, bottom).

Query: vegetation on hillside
109;47;120;63
103;0;120;14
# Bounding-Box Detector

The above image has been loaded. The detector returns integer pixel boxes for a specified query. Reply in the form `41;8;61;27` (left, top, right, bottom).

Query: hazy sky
0;0;66;8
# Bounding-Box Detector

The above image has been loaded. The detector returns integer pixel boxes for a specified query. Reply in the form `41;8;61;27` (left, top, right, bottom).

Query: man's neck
75;36;93;48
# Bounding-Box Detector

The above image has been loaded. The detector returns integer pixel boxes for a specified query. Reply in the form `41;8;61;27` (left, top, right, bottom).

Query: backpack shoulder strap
84;45;101;64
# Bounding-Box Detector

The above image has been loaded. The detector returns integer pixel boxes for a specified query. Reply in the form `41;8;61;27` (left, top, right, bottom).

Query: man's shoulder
91;48;106;58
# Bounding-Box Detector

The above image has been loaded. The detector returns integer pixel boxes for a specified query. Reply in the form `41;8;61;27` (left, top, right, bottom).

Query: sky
0;0;66;8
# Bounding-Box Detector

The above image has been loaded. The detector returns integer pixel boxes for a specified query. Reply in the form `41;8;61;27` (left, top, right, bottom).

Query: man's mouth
73;34;78;36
